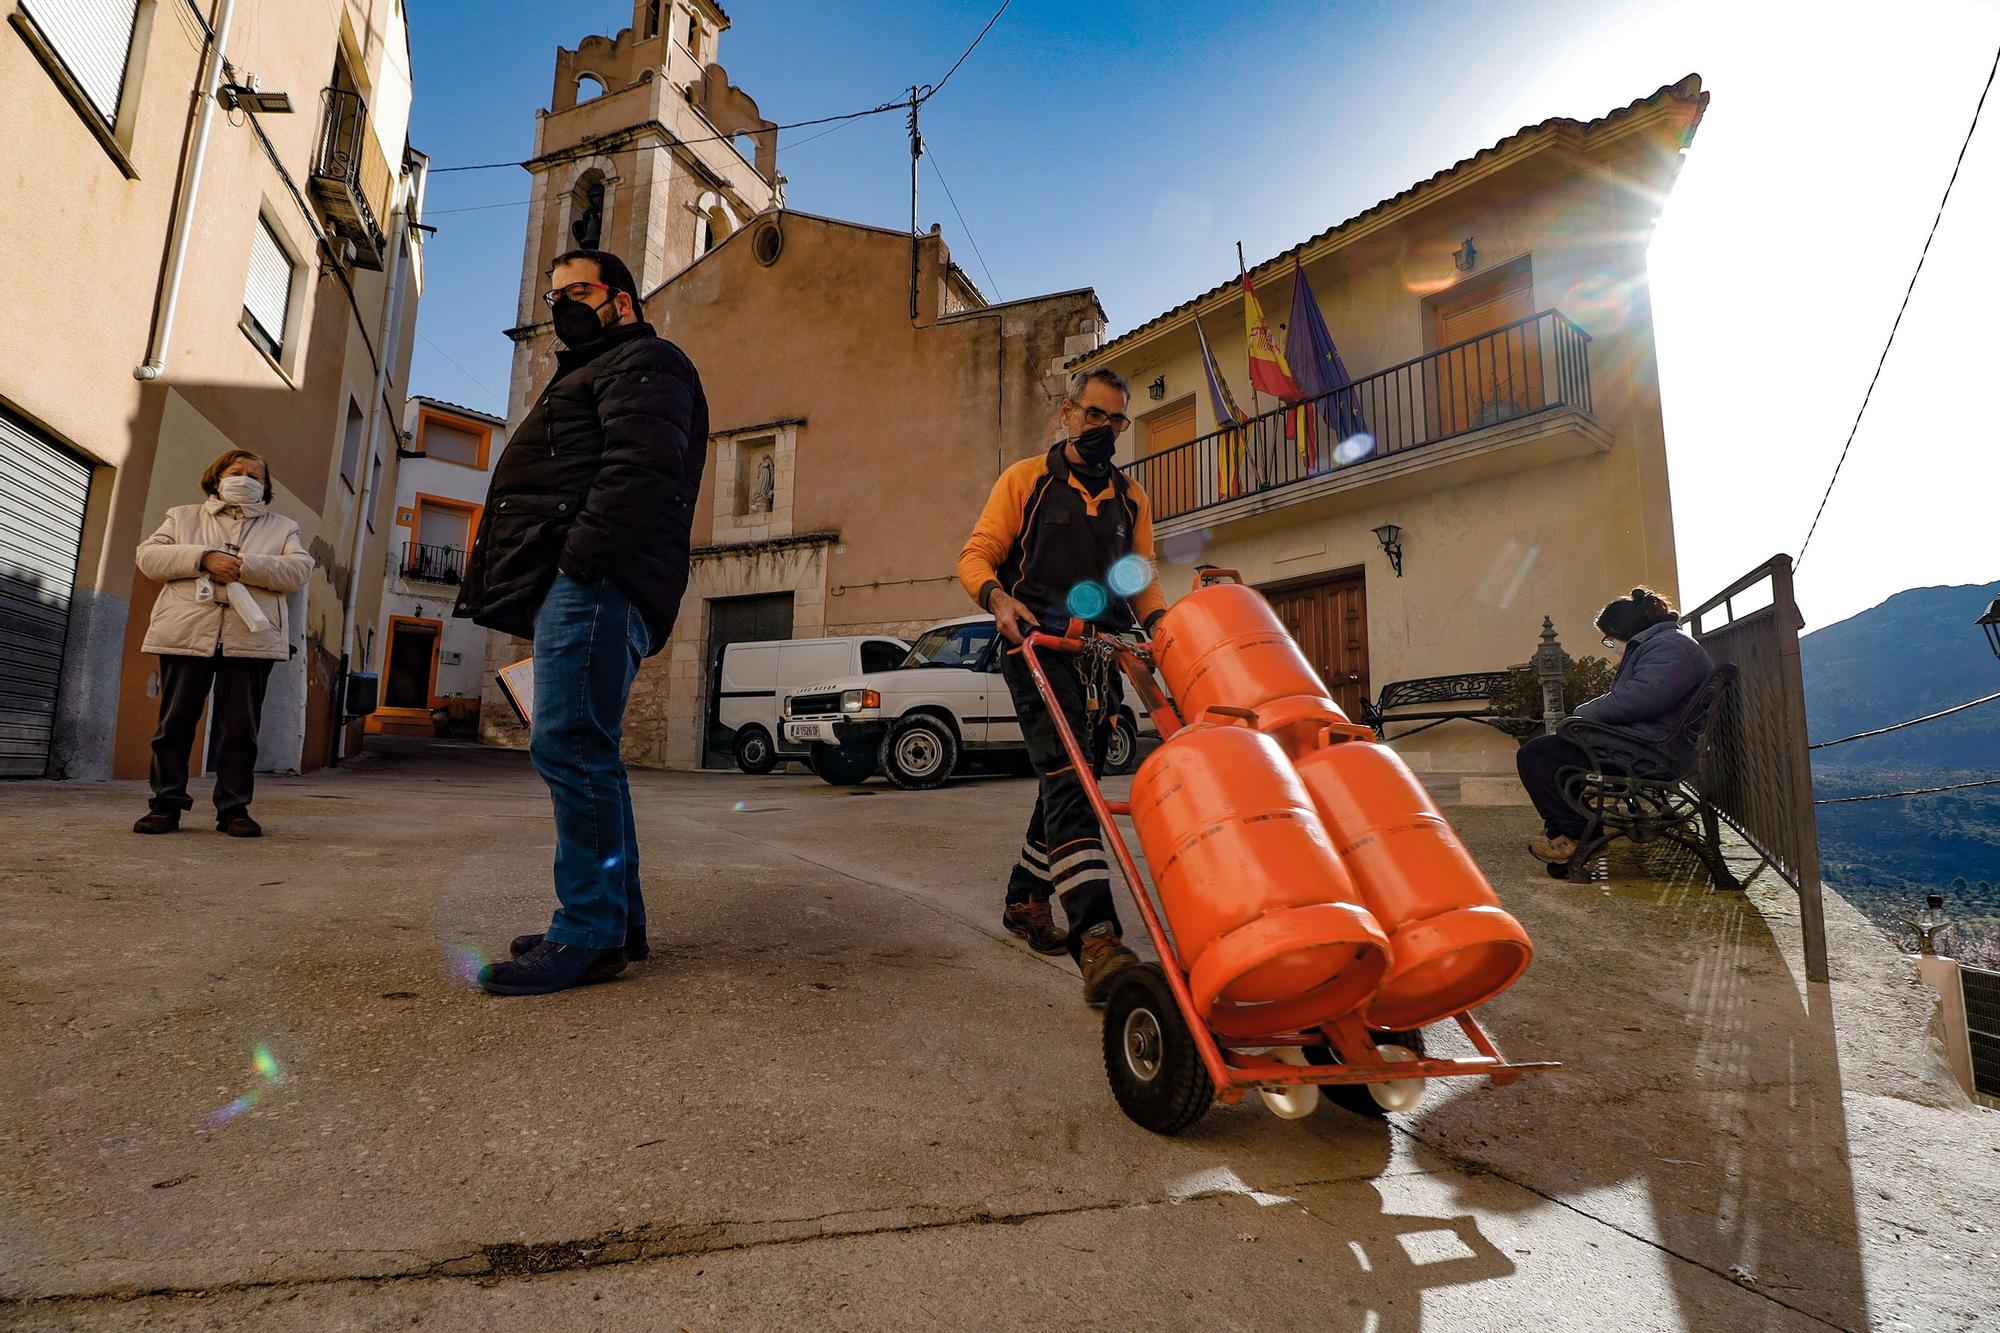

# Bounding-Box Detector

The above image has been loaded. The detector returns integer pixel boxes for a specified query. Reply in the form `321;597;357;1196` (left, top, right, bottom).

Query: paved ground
1;738;1994;1331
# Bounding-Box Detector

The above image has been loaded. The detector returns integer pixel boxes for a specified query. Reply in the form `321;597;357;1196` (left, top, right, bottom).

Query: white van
719;635;910;773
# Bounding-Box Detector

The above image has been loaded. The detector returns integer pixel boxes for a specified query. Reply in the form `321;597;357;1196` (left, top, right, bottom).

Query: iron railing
309;87;391;268
402;542;466;586
1684;555;1830;982
1126;309;1593;523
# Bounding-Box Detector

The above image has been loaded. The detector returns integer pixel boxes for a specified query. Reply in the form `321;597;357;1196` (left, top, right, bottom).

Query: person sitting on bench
1516;587;1713;864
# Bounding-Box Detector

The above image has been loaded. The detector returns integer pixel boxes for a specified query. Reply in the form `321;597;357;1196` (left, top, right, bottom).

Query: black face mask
1070;424;1118;472
551;295;614;348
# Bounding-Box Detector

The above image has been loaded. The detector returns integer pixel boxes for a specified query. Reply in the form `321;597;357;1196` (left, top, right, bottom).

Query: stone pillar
1534;616;1568;735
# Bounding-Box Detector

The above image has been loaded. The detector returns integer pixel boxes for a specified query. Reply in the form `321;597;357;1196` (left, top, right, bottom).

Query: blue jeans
531;574;650;950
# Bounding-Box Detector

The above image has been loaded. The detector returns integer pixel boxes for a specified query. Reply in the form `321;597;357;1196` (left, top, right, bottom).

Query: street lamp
1978;596;2000;659
1372;523;1404;578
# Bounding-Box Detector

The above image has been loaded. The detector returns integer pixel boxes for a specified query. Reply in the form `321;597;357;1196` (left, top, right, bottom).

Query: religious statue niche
740;439;776;515
571;177;606;249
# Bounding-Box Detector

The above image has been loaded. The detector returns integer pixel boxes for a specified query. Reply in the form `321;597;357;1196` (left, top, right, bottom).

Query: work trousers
1515;733;1597;840
149;651;275;820
999;646;1122;961
531;574;652;951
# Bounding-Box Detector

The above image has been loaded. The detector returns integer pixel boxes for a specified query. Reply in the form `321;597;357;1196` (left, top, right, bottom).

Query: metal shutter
20;0;141;122
0;413;91;777
243;217;294;351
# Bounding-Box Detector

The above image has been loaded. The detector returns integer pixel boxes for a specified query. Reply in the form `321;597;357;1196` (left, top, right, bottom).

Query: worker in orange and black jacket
958;367;1167;1005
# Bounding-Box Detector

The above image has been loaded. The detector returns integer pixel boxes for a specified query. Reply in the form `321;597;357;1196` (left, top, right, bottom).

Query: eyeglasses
541;281;614;308
1078;405;1133;433
1601;635;1619;649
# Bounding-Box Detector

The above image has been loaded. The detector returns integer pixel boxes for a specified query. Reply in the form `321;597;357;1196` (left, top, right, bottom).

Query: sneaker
478;940;626;996
1529;834;1579;864
1079;921;1139;1006
510;921;649;962
133;811;180;835
1002;900;1068;956
217;813;263;838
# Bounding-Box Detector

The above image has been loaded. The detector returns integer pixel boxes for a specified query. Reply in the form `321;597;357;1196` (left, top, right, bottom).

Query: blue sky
407;0;2000;631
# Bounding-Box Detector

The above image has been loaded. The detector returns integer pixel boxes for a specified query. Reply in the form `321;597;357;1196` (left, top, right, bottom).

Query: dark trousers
149;652;275;819
1515;733;1595;839
999;647;1121;961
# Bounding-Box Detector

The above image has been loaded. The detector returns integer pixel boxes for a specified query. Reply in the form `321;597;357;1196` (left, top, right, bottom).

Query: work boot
1003;900;1068;956
479;940;626;996
1079;921;1139;1006
133;811;180;835
1529;834;1579;864
217;812;263;839
511;921;649;962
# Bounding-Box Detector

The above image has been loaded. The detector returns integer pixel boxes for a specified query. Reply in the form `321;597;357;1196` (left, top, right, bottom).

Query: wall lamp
1147;375;1166;401
1453;237;1477;272
220;83;294;114
1372;523;1404;577
1978;596;2000;659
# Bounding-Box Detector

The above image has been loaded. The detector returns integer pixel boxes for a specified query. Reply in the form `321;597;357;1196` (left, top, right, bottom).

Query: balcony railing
402;542;466;586
309;87;393;269
1126;309;1594;524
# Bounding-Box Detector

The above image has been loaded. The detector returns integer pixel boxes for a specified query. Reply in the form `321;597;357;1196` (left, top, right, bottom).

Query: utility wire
1815;776;2000;806
1809;689;2000;751
417;330;503;408
921;0;1010;100
1798;42;1999;567
925;144;999;299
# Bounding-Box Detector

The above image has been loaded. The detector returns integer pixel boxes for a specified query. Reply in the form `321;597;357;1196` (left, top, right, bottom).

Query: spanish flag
1242;272;1303;402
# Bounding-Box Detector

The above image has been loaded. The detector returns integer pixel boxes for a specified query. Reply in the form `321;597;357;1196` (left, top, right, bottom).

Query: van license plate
785;721;837;744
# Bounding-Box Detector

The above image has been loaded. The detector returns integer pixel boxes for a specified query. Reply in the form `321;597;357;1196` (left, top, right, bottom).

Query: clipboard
496;657;535;726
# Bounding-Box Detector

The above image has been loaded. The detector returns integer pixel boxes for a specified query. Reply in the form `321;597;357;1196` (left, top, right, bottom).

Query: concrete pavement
1;738;1994;1330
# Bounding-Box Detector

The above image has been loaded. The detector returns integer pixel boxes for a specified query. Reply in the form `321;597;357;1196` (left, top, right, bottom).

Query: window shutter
420;417;484;467
21;0;141;122
243;217;294;352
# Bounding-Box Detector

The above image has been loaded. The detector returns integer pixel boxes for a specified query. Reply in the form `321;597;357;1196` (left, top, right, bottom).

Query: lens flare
204;1093;259;1129
1159;529;1212;566
204;1044;287;1129
1561;275;1634;335
732;801;748;812
1334;433;1375;466
447;942;489;987
1475;538;1541;610
251;1045;282;1083
1066;581;1110;621
601;854;622;870
1107;554;1154;598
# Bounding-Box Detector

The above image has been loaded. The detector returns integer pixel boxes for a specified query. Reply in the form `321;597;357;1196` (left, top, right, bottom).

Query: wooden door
1264;570;1370;720
1433;268;1542;437
1136;398;1198;521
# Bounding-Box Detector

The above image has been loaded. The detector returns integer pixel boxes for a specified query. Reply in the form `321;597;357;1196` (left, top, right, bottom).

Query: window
339;399;364;491
366;454;382;530
570;173;606;249
414;499;473;552
904;622;995;671
418;413;487;469
575;73;605;103
862;641;906;674
242;215;296;359
20;0;141;123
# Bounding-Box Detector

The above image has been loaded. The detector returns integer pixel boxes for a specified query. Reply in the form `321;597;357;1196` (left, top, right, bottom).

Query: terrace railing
1126;309;1593;524
402;542;466;587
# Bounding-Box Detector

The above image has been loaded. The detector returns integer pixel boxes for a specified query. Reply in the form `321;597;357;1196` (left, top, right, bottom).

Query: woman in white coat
132;450;314;838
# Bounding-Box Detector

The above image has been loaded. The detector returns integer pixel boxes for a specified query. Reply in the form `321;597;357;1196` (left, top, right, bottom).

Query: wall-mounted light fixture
220;82;294;115
1148;374;1166;401
1453;237;1477;272
1372;523;1404;577
1978;596;2000;659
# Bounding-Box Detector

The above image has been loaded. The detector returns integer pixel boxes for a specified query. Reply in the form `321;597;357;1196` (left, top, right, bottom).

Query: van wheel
811;742;875;786
733;726;778;775
880;716;958;790
1102;714;1140;776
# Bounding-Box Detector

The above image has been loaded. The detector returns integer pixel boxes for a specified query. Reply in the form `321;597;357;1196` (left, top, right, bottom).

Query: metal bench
1547;665;1742;888
1360;671;1537;741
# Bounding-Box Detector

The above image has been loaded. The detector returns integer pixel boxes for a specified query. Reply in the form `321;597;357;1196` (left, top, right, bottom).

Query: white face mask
217;475;264;506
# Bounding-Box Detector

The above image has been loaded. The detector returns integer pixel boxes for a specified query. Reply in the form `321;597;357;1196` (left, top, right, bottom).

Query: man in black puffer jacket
455;248;708;995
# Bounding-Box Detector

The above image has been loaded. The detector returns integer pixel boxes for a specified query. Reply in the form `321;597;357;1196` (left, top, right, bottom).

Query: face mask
1070;424;1118;471
218;475;264;506
551;295;614;348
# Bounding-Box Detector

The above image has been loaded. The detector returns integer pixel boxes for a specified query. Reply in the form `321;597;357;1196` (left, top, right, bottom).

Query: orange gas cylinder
1150;579;1348;758
1294;740;1533;1030
1129;710;1390;1037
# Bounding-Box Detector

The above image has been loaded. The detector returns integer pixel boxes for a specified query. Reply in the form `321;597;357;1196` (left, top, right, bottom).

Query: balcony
401;542;466;587
309;88;393;269
1127;310;1607;533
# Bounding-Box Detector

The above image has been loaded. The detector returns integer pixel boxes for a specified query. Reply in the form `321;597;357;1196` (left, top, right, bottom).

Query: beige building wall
0;0;423;780
1083;78;1705;772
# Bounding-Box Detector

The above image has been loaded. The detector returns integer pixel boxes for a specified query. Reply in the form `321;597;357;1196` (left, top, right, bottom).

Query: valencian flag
1241;269;1316;469
1195;317;1249;499
1283;254;1368;469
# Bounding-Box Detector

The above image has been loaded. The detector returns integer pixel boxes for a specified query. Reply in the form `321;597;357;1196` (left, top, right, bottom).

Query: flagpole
1236;241;1264;419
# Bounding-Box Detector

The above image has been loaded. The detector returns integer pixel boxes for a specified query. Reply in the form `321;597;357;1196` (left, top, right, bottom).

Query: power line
417;331;503;408
925;144;999;299
921;0;1010;100
1815;776;2000;806
1809;689;2000;751
1798;42;2000;567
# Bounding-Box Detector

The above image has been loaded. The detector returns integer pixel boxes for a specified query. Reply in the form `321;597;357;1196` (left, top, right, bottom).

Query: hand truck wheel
1101;963;1214;1135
